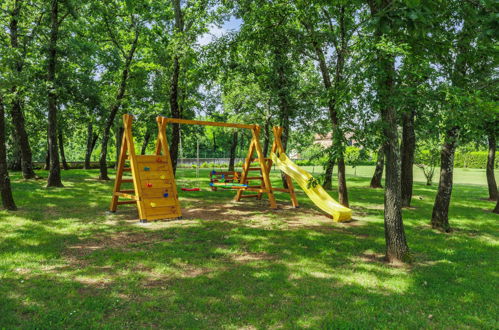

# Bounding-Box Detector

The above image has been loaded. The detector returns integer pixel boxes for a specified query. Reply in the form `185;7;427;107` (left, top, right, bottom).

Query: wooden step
114;192;139;200
117;200;136;205
247;167;262;171
118;189;135;193
245;176;263;180
121;179;133;183
239;194;259;198
123;168;131;172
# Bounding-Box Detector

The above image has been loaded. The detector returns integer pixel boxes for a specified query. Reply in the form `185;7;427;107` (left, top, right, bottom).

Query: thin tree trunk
486;132;497;200
99;27;139;180
323;157;335;190
370;146;384;188
44;147;50;170
9;1;36;179
401;109;415;206
84;122;97;169
263;116;271;157
431;127;459;232
228;131;238;172
58;130;69;170
0;95;17;210
46;0;63;187
169;0;184;175
141;129;151;155
8;130;22;171
304;7;349;206
115;126;124;169
370;0;409;262
169;56;181;175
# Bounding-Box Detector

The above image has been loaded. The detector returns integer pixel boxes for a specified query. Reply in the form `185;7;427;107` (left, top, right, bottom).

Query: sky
197;16;242;46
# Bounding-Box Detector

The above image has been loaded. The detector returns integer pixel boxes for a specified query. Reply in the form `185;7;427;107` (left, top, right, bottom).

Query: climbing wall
110;114;181;222
134;155;181;221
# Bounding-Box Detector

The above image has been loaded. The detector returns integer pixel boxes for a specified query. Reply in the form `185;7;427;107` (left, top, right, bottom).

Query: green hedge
454;151;498;169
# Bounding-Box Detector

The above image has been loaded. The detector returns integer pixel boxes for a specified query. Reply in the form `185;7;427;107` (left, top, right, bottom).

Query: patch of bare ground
230;251;276;263
356;250;411;269
65;231;166;259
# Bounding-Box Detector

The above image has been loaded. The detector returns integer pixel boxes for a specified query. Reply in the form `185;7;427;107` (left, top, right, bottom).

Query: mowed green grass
0;167;498;328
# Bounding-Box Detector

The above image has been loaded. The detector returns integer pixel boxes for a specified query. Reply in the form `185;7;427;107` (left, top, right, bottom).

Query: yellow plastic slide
270;152;352;222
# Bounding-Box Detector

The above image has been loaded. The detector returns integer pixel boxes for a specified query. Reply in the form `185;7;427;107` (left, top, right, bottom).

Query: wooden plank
138;171;173;182
143;205;181;217
142;197;178;208
136;155;168;164
110;128;129;212
239;194;259;198
140;179;174;189
117;200;137;205
162;117;255;130
122;179;134;183
141;187;174;198
114;192;139;201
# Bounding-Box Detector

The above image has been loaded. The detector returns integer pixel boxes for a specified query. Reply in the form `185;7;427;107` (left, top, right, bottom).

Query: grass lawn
0;167;498;328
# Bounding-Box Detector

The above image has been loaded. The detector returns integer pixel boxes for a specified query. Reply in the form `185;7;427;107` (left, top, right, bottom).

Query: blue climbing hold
163;193;169;198
211;170;216;175
144;167;150;171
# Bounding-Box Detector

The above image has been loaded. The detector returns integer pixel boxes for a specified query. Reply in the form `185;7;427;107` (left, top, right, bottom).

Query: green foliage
455;151;498;169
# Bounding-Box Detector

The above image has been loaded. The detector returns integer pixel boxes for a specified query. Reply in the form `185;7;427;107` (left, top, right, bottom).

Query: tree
368;0;409;262
485;126;497;200
370;146;384;188
0;95;17;210
298;1;359;207
431;1;496;231
5;0;40;179
97;2;141;180
46;0;68;187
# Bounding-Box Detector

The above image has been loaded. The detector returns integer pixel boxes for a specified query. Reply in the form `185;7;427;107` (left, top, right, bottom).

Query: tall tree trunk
370;146;384;188
306;9;349;207
115;126;124;169
44;147;50;170
169;0;184;175
9;1;37;179
486;132;497;200
8;130;22;171
141;129;151;155
431;127;459;232
98;28;139;180
229;131;238;172
58;130;69;170
263;116;271;157
169;56;181;175
271;45;292;188
323;157;335;190
400;109;415;206
0;96;17;210
84;122;97;169
46;0;63;187
370;0;409;262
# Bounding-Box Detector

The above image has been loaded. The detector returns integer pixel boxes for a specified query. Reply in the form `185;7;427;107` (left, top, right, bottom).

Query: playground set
110;114;352;222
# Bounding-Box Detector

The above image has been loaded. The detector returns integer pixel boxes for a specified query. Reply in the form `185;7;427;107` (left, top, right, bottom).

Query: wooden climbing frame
110;114;181;222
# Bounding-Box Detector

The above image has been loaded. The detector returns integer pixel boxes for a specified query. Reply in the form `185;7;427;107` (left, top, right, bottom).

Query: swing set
110;114;298;222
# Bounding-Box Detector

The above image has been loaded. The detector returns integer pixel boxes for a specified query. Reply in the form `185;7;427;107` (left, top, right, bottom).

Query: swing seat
181;187;200;191
209;171;241;191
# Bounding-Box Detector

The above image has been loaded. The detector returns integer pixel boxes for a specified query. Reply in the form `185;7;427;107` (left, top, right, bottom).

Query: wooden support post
271;126;299;208
253;126;277;208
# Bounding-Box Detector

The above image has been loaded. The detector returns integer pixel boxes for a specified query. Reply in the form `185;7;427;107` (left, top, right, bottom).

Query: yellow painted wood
110;114;181;221
162;117;256;130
